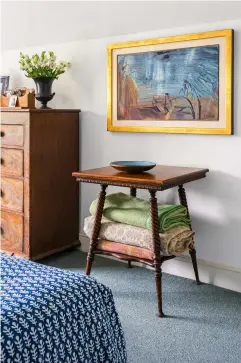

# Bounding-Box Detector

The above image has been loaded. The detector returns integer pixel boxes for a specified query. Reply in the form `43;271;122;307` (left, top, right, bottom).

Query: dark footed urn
33;77;55;109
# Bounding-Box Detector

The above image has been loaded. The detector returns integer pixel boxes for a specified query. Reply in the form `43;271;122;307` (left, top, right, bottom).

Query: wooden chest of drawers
1;109;80;260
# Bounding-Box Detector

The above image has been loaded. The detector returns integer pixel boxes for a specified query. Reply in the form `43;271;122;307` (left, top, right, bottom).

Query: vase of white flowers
19;51;70;109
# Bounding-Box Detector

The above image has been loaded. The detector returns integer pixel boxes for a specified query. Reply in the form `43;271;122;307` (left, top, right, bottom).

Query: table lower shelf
94;239;176;266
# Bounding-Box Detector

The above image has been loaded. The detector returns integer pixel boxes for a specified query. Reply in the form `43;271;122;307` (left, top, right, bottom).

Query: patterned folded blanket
90;192;190;232
84;216;194;256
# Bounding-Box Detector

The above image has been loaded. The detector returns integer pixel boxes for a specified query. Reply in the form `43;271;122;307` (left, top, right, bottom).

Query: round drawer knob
0;227;3;236
0;158;4;165
0;131;5;137
0;189;4;198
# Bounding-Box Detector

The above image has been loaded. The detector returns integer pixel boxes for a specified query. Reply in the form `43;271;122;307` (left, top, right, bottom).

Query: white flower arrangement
19;51;70;79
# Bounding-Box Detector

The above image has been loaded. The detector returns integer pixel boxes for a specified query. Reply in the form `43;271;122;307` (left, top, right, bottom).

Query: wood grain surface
1;211;23;252
29;111;80;258
1;177;23;212
73;165;209;188
1;109;80;259
1;125;24;147
1;148;23;176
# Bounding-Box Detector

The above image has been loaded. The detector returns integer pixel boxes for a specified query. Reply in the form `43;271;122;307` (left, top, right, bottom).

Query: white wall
2;19;241;276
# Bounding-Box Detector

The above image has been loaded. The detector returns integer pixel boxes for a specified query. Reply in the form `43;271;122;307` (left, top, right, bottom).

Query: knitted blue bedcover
1;254;127;363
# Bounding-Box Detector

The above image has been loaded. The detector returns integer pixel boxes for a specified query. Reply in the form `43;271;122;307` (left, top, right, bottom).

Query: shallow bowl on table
110;161;156;173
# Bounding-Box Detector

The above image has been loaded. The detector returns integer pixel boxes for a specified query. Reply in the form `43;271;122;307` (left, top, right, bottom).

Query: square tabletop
72;165;209;190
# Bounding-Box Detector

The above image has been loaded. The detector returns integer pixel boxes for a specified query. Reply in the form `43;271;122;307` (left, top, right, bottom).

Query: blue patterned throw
1;254;127;363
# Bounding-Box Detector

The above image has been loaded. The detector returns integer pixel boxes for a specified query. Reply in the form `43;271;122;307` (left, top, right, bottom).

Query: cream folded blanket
84;216;194;256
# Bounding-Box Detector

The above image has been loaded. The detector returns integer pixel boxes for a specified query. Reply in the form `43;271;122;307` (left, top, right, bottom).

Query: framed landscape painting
107;29;233;134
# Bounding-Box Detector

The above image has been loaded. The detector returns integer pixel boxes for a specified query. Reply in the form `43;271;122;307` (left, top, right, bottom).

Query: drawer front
1;125;24;147
1;148;24;176
1;211;23;253
1;111;29;124
1;177;23;212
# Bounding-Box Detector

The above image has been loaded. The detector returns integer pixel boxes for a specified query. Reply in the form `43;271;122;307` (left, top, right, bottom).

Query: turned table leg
86;184;107;275
127;260;133;268
149;190;164;317
130;187;137;197
128;187;137;268
178;185;201;285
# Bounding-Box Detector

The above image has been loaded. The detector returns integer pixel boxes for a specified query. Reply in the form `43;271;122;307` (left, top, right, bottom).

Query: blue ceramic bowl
110;161;156;173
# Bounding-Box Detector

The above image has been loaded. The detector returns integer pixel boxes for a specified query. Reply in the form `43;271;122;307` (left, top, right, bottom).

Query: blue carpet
42;249;241;363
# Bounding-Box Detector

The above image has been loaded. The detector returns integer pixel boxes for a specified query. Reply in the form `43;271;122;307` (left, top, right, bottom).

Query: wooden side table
73;165;209;317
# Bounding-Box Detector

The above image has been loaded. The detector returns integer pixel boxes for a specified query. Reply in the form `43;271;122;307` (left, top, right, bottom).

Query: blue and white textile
1;254;127;363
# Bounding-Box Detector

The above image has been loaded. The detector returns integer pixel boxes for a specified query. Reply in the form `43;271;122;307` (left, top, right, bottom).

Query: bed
1;253;127;363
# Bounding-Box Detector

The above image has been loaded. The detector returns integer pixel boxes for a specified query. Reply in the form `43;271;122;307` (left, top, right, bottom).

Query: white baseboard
79;233;241;293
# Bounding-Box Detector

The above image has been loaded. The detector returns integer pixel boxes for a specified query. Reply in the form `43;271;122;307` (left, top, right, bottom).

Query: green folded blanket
90;192;190;232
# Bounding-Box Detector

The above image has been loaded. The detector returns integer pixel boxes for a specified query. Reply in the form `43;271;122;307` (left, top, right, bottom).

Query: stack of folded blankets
84;192;194;257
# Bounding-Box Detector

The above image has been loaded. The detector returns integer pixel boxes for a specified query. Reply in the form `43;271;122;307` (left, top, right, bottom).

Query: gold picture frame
107;29;233;134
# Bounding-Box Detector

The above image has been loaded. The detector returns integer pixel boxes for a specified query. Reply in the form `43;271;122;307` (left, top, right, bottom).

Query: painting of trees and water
117;45;219;121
